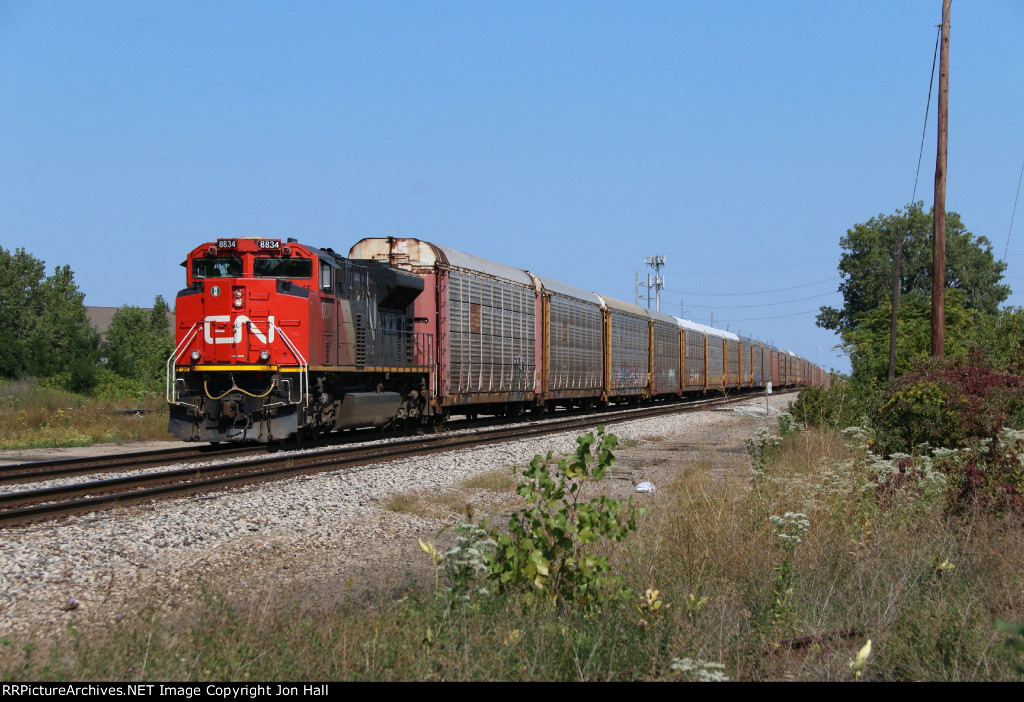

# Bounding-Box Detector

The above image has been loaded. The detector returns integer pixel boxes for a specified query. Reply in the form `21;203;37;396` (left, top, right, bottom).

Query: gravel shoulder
0;395;793;640
0;441;184;467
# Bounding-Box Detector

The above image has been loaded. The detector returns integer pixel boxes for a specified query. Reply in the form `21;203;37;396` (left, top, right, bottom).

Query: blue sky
2;1;1022;373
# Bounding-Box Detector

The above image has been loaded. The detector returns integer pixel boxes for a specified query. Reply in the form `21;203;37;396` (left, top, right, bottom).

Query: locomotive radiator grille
355;314;366;366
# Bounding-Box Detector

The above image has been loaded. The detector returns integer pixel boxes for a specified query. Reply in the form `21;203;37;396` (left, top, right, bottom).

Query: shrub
790;376;871;432
481;426;646;608
91;368;162;400
933;428;1024;515
872;358;1024;455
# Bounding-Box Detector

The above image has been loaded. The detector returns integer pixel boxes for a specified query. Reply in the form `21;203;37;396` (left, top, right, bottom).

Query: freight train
167;237;827;442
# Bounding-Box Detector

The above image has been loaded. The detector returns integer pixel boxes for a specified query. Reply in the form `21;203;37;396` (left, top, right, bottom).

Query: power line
1004;158;1024;262
912;26;942;205
664;276;839;297
682;290;838;310
689;308;822;324
676;256;835;276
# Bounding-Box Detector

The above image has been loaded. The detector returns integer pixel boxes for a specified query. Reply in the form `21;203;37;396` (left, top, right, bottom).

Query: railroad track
0;416;511;483
0;391;789;528
0;444;254;484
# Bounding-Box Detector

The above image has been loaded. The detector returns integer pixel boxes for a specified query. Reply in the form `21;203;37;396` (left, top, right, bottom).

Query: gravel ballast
0;395;793;639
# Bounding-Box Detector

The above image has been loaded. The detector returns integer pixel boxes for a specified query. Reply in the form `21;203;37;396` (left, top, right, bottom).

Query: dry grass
611;426;1024;680
0;380;172;449
5;423;1024;681
382;492;424;514
774;428;849;469
460;469;518;493
383;490;477;520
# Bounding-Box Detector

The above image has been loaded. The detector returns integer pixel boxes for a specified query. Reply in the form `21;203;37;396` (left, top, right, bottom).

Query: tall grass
4;423;1023;680
0;379;172;449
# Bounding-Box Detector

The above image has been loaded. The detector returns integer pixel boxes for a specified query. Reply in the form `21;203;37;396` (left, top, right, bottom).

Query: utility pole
644;255;666;312
635;270;640;305
932;0;950;357
889;225;903;380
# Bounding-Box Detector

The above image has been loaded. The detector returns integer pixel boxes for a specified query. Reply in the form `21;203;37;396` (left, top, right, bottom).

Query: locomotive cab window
320;260;333;294
191;257;242;278
253;257;313;279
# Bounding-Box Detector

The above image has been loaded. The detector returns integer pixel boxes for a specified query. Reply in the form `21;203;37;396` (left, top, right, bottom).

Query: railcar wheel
431;410;449;431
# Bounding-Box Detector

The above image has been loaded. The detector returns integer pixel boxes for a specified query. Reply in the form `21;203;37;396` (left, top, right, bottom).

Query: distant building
86;306;173;343
86;307;122;343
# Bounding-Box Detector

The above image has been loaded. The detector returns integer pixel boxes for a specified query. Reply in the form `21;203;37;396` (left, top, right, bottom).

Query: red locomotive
168;237;432;442
168;236;828;442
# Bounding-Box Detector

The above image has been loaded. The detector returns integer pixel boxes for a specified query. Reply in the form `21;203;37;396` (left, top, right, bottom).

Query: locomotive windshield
253;257;313;279
192;257;242;278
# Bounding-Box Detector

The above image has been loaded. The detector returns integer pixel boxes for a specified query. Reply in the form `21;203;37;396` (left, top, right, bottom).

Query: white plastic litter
635;482;656;493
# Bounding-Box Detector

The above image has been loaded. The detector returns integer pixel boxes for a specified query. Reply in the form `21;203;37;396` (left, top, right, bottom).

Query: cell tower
644;255;666;312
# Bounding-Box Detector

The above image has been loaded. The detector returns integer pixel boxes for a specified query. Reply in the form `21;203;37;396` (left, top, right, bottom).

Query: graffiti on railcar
511;353;527;390
616;363;642;389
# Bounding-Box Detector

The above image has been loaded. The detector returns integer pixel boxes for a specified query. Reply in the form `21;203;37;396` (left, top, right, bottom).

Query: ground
0;395;791;642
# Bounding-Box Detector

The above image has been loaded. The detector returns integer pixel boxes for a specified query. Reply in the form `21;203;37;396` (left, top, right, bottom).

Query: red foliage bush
872;358;1024;454
871;357;1024;514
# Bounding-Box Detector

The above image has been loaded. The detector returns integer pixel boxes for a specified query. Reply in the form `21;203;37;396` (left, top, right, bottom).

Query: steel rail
0;444;254;484
0;390;791;527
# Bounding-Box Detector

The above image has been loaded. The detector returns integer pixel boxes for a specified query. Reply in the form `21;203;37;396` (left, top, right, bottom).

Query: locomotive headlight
190;351;201;361
259;350;270;361
233;289;243;298
233;298;244;308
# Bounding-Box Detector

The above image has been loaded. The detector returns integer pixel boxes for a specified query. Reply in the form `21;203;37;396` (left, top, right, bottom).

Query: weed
384;494;422;514
6;410;1024;681
0;379;171;449
481;426;646;608
460;470;517;493
670;657;730;682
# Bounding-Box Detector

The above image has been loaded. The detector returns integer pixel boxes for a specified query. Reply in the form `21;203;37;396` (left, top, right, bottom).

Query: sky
2;1;1023;374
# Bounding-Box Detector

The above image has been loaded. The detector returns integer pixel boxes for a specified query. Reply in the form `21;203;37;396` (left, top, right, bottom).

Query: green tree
0;248;46;377
841;289;975;383
102;295;174;385
0;247;99;385
817;203;1008;333
33;264;101;379
962;306;1024;372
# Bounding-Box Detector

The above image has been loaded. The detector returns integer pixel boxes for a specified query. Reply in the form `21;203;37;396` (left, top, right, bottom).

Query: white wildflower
671;657;730;682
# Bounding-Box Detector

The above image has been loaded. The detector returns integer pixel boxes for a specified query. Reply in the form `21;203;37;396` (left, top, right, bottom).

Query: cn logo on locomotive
203;315;277;345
